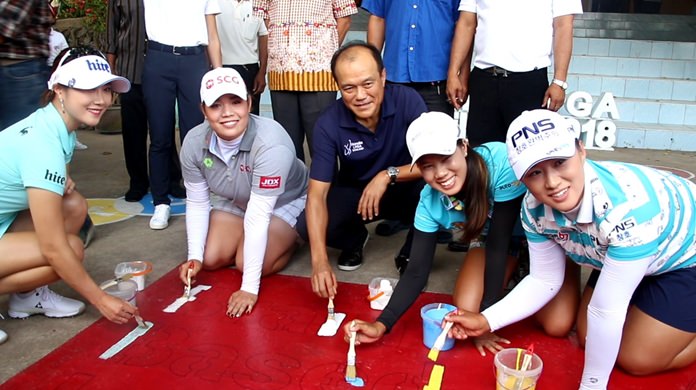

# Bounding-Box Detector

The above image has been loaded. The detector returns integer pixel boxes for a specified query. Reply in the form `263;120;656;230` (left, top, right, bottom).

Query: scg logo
205;75;241;89
509;118;555;148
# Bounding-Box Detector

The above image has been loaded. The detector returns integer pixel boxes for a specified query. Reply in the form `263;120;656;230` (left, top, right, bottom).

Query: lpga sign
563;91;619;151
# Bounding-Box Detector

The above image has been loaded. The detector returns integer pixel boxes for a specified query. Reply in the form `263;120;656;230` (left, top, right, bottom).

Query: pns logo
259;176;281;189
508;118;555;148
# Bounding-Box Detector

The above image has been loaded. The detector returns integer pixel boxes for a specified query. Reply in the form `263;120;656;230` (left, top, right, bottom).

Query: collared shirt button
411;24;416;28
412;4;417;8
409;47;414;51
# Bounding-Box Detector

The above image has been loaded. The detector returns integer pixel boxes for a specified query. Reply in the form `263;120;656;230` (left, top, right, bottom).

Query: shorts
0;213;18;238
587;266;696;332
212;194;306;228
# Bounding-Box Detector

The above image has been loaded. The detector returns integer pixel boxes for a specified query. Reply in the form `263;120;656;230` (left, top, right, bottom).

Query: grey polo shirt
180;115;308;210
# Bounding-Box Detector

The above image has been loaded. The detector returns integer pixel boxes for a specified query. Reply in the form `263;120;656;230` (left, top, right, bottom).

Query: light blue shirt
414;142;526;233
361;0;460;83
522;160;696;274
0;104;75;236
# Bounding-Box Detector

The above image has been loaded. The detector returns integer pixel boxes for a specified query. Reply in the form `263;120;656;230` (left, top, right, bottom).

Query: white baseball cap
406;112;466;170
200;67;248;106
506;109;580;180
47;55;130;93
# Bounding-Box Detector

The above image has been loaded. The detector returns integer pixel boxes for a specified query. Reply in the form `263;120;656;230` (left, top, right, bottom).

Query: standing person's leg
298;91;338;160
175;52;208;142
500;68;549;133
120;84;150;201
228;64;261;115
466;68;505;146
0;59;50;131
143;50;177;208
413;81;454;117
271;91;304;162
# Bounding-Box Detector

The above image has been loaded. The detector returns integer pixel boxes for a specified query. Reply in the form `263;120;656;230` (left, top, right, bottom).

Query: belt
480;66;517;77
390;80;445;87
147;41;205;56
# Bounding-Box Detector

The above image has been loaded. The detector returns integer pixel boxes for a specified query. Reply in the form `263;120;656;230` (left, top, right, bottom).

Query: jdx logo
259;176;281;189
508;118;555;148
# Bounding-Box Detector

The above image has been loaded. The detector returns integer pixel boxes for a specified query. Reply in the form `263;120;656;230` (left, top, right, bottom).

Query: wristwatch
552;78;568;91
386;166;399;185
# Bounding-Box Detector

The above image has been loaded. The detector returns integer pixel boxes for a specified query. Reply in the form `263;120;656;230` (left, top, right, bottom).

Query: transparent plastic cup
494;348;543;390
367;277;398;310
114;261;150;291
100;279;138;306
420;303;456;350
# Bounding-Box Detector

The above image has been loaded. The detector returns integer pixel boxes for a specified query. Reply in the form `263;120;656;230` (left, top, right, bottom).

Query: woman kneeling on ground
0;46;138;344
344;112;579;354
449;109;696;389
178;67;308;317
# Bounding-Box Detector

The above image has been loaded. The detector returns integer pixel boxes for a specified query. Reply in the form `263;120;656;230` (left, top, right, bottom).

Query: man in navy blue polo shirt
296;41;426;299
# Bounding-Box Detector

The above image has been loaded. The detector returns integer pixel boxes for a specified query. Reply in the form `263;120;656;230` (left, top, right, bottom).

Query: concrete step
615;121;696;150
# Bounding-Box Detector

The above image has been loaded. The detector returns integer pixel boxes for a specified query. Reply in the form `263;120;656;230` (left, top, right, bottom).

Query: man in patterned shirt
253;0;357;162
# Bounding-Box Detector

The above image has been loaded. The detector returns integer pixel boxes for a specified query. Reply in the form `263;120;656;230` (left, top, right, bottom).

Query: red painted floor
4;268;696;389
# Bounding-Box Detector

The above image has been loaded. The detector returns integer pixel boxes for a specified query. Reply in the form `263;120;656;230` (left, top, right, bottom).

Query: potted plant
54;0;108;50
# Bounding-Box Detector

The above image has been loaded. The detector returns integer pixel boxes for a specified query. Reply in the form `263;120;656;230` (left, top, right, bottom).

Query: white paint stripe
99;321;153;360
162;285;212;313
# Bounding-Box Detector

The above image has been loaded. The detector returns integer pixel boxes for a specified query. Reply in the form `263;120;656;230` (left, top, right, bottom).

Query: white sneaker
149;204;171;230
74;139;88;150
8;286;86;319
0;329;6;345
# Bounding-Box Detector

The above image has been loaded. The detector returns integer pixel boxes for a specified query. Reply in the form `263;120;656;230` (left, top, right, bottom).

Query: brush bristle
345;364;356;380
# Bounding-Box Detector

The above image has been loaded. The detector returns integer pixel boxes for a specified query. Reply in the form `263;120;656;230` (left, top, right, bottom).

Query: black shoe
79;215;95;248
124;187;148;202
375;220;409;236
394;254;409;276
338;234;369;271
169;185;186;199
447;237;469;252
436;230;453;244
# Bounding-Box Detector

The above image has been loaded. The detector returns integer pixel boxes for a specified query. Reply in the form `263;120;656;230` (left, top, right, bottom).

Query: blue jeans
0;58;50;130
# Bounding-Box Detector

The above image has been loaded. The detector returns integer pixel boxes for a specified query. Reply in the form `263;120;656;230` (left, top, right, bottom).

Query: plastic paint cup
368;277;398;310
494;348;543;390
420;303;456;350
102;279;138;306
114;261;149;291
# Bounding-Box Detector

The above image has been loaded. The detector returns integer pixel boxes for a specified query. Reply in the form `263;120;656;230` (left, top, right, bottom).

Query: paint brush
513;344;535;390
183;261;194;298
427;320;454;362
327;297;335;321
134;313;148;329
345;321;357;381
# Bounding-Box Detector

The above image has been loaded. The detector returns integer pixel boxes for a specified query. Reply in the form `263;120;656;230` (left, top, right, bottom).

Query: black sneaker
447;237;469;252
436;230;453;244
394;254;409;276
375;220;409;236
124;187;147;202
338;234;369;271
79;215;95;248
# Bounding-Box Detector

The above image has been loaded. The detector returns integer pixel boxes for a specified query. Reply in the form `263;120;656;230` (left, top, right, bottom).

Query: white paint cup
101;279;138;306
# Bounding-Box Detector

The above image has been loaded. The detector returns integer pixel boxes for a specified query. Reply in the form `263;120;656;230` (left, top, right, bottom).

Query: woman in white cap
178;67;308;317
448;109;696;389
0;46;138;344
344;112;577;354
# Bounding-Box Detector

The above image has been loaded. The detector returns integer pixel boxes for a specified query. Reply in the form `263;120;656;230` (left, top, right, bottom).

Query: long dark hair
455;142;490;242
40;45;108;106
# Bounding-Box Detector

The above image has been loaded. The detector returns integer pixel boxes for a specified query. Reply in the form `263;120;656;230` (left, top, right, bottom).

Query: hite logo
259;176;281;189
508;118;556;148
44;169;66;186
85;58;111;73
